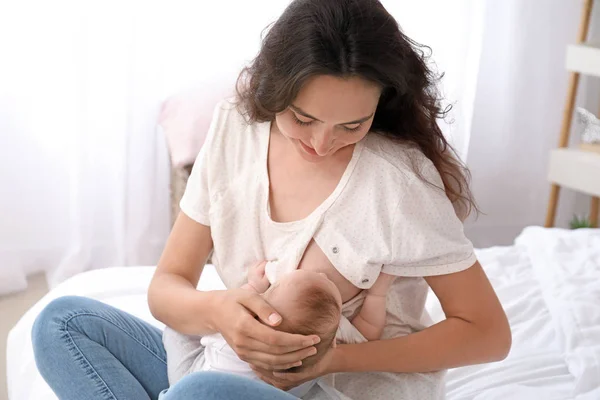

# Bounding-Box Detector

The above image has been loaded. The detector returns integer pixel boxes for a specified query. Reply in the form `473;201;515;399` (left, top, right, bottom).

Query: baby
162;262;394;397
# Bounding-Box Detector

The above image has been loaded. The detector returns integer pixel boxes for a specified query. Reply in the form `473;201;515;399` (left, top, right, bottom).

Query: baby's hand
245;261;270;293
367;273;395;297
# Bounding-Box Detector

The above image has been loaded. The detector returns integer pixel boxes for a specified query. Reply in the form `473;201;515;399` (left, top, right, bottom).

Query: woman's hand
211;288;321;371
251;344;338;390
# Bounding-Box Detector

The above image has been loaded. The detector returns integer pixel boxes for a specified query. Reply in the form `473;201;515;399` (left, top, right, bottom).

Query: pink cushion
159;87;233;168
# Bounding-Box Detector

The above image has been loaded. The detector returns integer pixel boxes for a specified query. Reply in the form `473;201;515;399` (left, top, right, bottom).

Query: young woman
32;1;511;399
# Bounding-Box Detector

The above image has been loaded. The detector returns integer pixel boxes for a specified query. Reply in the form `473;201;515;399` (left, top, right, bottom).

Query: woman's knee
167;371;215;393
162;372;245;399
162;372;294;400
31;296;99;362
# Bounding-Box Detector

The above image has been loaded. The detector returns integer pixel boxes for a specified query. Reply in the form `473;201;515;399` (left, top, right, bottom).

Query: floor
0;275;48;400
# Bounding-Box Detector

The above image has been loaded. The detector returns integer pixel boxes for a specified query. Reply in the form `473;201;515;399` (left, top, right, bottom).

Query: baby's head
263;269;342;371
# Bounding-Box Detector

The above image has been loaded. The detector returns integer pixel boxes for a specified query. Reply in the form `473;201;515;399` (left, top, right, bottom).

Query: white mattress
7;227;600;400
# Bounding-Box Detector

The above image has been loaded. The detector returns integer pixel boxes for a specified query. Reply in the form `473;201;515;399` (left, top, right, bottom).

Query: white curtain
382;0;485;160
464;0;595;247
0;0;484;295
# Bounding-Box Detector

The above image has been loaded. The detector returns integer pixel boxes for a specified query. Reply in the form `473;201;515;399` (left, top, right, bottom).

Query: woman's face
275;75;382;163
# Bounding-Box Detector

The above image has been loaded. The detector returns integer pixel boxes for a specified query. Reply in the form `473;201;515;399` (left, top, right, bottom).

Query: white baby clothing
162;328;318;397
162;316;366;397
178;100;477;400
200;333;256;378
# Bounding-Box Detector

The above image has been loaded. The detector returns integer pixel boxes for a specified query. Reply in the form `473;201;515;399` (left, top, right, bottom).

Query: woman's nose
311;128;334;156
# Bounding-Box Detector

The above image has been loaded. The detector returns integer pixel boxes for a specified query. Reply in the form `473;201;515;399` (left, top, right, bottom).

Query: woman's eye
292;114;313;127
343;123;362;132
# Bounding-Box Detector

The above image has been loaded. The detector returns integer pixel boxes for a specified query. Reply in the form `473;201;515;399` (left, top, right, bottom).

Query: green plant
570;215;593;229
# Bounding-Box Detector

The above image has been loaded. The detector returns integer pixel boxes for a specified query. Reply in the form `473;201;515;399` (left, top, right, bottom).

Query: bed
6;226;600;399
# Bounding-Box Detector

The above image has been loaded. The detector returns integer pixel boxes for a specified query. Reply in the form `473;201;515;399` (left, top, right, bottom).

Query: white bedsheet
6;227;600;400
440;227;600;400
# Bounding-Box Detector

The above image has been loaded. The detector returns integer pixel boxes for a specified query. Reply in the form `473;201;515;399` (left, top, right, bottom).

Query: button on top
332;246;339;254
361;278;369;283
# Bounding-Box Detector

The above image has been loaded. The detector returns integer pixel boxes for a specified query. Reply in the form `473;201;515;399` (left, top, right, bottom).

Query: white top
180;100;476;400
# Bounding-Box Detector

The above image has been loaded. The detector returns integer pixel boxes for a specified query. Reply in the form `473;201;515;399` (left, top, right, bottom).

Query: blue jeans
32;296;297;400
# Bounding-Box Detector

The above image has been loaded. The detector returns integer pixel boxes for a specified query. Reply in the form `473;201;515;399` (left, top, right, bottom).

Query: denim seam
61;322;118;400
60;311;167;400
64;311;167;365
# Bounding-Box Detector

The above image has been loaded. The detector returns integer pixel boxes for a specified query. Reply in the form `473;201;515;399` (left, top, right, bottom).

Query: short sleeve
178;103;223;226
382;163;476;277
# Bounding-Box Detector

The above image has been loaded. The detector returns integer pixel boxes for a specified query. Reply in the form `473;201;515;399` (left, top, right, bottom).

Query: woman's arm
328;262;511;374
148;212;217;335
256;261;510;390
148;214;279;335
149;212;319;370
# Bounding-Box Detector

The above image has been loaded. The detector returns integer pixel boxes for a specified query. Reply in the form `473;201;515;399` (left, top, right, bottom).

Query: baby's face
263;269;342;316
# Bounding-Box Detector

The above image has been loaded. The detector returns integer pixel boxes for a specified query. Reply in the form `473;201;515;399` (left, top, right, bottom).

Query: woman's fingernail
268;313;281;324
310;348;318;356
294;361;302;367
313;336;321;344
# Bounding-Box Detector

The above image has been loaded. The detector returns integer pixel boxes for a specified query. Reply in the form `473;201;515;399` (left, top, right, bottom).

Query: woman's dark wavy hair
236;0;476;219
